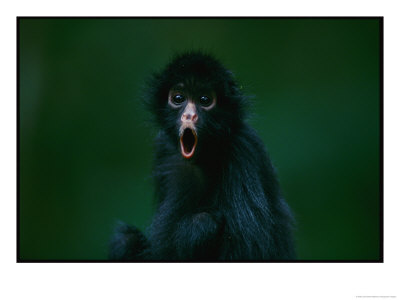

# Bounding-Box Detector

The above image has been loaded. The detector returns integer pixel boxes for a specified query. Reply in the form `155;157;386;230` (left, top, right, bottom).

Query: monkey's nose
181;113;198;122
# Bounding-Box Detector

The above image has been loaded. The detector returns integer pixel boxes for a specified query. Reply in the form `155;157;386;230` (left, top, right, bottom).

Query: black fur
109;51;295;261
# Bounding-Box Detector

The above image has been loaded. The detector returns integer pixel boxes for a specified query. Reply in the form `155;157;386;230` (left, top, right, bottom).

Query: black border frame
16;16;384;263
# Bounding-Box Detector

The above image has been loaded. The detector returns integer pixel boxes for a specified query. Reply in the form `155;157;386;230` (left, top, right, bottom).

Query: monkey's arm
109;222;149;260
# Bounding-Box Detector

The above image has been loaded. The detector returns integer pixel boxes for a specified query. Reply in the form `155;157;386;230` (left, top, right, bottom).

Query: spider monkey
109;51;296;261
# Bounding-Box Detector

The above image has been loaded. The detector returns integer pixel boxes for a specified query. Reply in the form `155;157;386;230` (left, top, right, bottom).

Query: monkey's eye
199;96;212;107
172;94;185;105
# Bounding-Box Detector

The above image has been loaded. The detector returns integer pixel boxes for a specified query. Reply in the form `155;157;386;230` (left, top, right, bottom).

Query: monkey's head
146;52;248;160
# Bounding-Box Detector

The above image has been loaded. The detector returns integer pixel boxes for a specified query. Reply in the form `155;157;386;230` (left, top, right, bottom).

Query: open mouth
180;128;197;159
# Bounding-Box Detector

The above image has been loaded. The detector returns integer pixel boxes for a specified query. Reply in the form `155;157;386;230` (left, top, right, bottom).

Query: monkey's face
167;82;217;159
148;52;246;161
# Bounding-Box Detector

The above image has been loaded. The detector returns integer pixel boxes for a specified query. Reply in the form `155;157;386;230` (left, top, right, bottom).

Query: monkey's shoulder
232;125;270;160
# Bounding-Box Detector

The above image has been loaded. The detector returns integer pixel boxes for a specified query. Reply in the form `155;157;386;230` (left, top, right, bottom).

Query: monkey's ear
141;71;169;124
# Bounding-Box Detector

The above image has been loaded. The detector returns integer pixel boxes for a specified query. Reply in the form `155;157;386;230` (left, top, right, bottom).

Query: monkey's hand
175;212;222;259
109;222;149;260
191;212;219;237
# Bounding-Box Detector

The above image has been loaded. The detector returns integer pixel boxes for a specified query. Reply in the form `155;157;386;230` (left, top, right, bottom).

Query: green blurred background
18;18;381;260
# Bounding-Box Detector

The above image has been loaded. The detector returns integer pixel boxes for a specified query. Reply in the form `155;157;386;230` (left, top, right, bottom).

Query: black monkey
109;52;295;261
